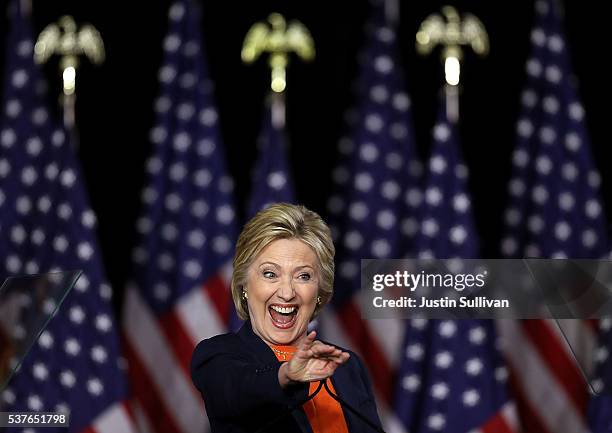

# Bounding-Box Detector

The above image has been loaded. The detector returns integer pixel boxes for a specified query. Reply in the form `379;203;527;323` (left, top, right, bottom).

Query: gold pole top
34;15;105;95
416;5;488;86
242;13;315;93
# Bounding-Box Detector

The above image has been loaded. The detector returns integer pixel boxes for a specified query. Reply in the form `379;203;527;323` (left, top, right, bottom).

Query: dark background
0;0;610;313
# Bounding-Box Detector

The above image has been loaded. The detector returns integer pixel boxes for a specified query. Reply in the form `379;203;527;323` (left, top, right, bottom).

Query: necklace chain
270;346;293;360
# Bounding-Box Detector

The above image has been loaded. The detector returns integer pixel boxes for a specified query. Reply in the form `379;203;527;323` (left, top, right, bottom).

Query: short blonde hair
231;203;335;321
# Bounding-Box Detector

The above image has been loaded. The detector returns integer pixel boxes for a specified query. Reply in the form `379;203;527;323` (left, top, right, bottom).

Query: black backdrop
0;0;610;314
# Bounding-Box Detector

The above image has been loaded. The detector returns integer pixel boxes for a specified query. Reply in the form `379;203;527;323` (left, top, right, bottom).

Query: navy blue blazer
190;321;383;433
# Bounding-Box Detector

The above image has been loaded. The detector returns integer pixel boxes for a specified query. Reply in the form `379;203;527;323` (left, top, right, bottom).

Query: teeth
270;305;296;314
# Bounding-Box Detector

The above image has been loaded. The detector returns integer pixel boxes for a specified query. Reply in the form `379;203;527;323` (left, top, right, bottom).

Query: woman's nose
277;278;295;301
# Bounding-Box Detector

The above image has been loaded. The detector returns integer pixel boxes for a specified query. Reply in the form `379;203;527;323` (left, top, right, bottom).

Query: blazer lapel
237;322;314;433
331;364;364;433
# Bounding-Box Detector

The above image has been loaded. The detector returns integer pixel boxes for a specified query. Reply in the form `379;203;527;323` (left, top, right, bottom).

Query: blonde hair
231;203;335;320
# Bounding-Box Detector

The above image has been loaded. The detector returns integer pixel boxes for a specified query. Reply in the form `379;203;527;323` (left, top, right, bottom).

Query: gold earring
243;290;248;300
316;296;321;305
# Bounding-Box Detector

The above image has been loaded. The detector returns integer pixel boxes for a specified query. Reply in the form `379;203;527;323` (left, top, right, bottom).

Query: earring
316;296;321;305
243;290;248;300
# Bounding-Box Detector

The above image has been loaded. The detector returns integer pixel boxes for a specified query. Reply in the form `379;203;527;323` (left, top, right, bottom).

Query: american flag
321;1;421;430
0;1;137;432
498;1;608;432
121;1;237;433
246;94;296;218
393;102;519;433
590;317;612;432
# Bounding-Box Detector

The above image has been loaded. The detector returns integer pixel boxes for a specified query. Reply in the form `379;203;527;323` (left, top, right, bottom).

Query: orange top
270;344;350;433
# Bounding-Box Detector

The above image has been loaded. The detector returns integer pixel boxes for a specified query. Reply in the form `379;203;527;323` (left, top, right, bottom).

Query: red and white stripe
85;401;140;433
122;268;232;433
469;401;520;433
497;319;592;433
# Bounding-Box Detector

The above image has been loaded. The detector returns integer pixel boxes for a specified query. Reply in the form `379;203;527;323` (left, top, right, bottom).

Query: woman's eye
263;271;276;278
298;273;311;281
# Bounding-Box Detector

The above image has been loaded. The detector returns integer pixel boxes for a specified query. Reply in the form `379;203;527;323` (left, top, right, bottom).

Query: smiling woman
190;203;383;433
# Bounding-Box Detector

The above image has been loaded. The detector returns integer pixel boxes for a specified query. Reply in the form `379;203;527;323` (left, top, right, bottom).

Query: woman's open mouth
268;304;299;329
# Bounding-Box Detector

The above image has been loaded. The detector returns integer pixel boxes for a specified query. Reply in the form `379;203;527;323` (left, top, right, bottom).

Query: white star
449;225;467;244
385;152;403;170
422;219;439;237
16;196;32;215
74;274;89;293
430;155;447;173
453;194;469;213
78;242;94;260
165;193;183;212
173;132;191;151
267;172;287;190
393;93;411;111
183;260;202;279
95;314;113;332
495;366;509;382
555;221;571;241
438;321;457;337
188;230;206;248
355;172;374;192
427;413;446;430
339;262;358;279
169;2;185;20
528;215;544;234
60;169;76;188
466;358;484;376
374;56;393;73
469;327;487;344
87;378;104;396
2;388;15;404
213;236;231;254
344;231;363;250
91;345;108;364
349;202;369;221
462;389;480;407
216;205;234;224
425;187;443;206
27;394;43;410
69;306;86;324
159;65;176;83
376;210;396;230
60;370;76;388
431;382;450;400
154;283;170;301
38;331;54;349
371;239;391;257
32;363;48;381
360;143;379;162
517;119;534;137
179;72;196;89
199;108;218;126
411;318;428;330
406;344;424;361
191;200;210;219
559;192;575;211
435;351;453;368
64;338;81;356
402;374;420;392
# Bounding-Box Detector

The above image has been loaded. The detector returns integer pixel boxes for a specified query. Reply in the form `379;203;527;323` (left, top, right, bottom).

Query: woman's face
245;238;320;346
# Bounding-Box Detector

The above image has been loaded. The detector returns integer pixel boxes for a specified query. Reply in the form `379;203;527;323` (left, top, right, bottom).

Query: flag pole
33;15;105;147
416;5;489;124
241;12;315;130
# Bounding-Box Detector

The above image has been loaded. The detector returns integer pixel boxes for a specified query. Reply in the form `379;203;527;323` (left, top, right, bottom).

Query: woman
191;203;383;433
